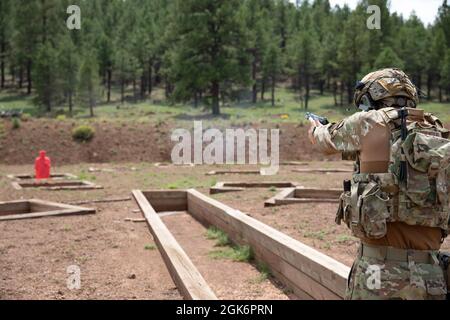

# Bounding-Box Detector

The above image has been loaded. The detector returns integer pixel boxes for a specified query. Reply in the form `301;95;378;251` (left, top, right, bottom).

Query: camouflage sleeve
313;110;384;155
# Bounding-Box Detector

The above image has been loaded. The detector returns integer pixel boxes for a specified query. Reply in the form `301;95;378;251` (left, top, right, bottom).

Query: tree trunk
148;63;152;96
439;86;443;103
261;79;265;101
0;40;5;89
304;74;310;110
333;81;338;106
69;92;73;116
27;60;32;94
107;69;112;103
140;72;146;99
252;53;257;103
340;81;344;107
133;79;137;102
427;75;432;101
346;82;352;105
90;100;94;117
121;79;125;104
194;92;198;108
11;65;15;85
211;81;220;116
19;67;23;89
319;80;324;95
271;76;275;107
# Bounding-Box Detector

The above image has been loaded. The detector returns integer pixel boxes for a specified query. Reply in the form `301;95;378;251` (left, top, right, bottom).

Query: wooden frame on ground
0;199;95;221
7;173;77;180
210;181;299;194
11;180;103;191
292;168;352;174
133;189;350;300
206;169;261;176
265;187;342;207
132;190;218;300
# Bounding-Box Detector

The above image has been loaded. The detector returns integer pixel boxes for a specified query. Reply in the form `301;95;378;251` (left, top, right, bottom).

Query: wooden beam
210;181;298;195
0;199;95;221
206;170;261;176
186;189;349;299
292;168;352;174
142;190;187;212
68;197;131;205
132;190;217;300
12;180;102;191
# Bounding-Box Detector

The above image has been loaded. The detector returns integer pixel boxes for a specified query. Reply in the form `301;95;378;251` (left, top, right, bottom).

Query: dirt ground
0;161;449;300
0;119;339;165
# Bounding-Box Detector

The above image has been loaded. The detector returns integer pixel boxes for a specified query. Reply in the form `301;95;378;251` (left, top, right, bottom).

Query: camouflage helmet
354;68;419;110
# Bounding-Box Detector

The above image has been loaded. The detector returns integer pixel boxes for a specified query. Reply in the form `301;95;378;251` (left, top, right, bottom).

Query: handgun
305;112;329;125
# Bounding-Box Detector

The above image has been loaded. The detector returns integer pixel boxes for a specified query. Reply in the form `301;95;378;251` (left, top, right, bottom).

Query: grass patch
77;170;96;181
144;244;157;250
0;122;4;138
303;230;327;240
11;117;20;129
335;234;358;243
209;245;253;262
254;261;271;283
205;227;230;247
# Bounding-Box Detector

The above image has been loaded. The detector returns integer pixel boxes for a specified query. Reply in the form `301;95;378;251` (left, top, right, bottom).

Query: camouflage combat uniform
312;69;450;300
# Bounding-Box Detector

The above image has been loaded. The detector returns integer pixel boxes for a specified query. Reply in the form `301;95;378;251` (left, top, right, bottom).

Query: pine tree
441;49;450;101
374;47;404;70
263;43;283;106
32;42;60;111
58;35;80;115
0;0;12;89
13;0;40;94
79;53;101;117
169;0;251;115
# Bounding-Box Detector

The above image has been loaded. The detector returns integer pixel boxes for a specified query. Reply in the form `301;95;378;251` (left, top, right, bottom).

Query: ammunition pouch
337;173;394;239
337;170;450;240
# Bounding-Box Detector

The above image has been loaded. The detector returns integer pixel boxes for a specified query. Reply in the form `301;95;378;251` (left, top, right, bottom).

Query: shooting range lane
162;211;291;300
1;161;449;299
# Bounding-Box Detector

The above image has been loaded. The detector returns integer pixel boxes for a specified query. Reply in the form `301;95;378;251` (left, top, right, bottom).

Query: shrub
72;125;95;142
12;118;21;129
21;113;31;122
56;115;67;121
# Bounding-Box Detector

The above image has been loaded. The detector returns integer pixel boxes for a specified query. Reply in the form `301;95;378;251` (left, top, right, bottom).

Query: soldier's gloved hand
308;119;323;145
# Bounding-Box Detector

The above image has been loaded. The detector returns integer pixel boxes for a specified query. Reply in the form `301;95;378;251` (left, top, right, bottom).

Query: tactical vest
336;108;450;241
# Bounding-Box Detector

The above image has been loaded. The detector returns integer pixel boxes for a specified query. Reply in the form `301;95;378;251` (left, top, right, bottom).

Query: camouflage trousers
346;248;447;300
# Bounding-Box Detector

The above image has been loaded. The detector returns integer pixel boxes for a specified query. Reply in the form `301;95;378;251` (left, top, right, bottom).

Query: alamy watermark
66;5;81;30
367;5;381;30
366;264;382;290
171;121;280;175
67;265;81;290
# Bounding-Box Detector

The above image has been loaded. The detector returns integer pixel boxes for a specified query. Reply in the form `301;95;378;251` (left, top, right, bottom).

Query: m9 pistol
305;112;329;125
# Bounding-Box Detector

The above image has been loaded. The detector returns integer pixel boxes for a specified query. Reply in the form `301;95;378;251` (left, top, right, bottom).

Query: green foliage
209;245;254;262
78;53;101;117
144;244;156;251
72;125;95;142
255;261;272;283
0;122;4;138
374;47;405;70
205;227;231;247
11;117;20;129
0;0;449;116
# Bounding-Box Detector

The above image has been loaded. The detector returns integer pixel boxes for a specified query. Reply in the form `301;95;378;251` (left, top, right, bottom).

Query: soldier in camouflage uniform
309;68;450;300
